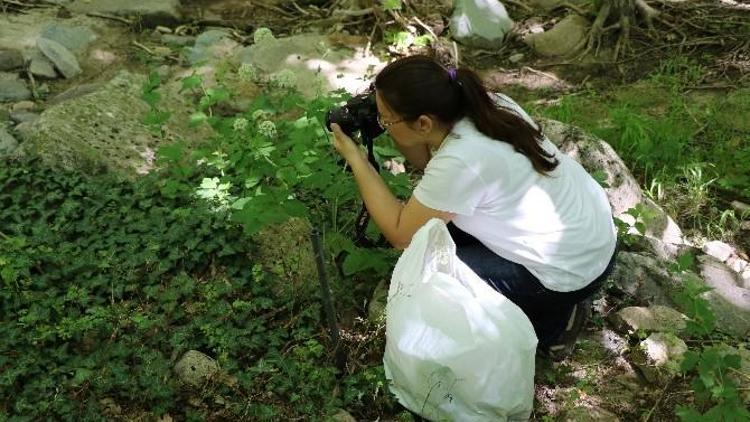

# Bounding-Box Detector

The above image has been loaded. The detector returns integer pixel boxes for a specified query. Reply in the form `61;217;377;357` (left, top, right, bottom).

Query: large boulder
450;0;514;49
540;117;642;218
235;33;384;98
16;71;213;176
541;118;687;260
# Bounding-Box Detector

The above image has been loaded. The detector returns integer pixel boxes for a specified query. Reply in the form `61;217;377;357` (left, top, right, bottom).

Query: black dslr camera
325;90;385;169
325;90;384;140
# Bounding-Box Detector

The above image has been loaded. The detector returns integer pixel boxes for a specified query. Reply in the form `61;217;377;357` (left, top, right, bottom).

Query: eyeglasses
377;114;405;129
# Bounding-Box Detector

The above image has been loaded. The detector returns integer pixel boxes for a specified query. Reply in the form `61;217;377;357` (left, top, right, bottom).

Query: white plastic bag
384;219;537;421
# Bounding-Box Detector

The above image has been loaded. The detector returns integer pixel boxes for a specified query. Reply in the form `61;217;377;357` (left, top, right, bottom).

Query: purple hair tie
447;67;457;82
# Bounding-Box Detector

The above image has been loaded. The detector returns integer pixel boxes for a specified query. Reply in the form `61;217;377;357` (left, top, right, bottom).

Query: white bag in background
383;219;537;421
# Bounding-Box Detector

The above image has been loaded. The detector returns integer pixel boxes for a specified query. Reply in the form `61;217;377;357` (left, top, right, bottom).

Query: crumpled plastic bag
384;219;537;421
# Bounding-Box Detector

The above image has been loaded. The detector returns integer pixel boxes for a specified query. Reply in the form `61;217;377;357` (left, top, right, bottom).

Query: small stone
161;34;195;46
37;38;82;79
0;74;31;102
0;127;19;155
508;53;524;63
640;332;687;367
599;328;628;355
9;111;39;125
11;101;36;111
0;49;24;71
741;269;750;289
29;51;59;79
612;305;687;334
40;23;97;53
727;256;748;273
731;200;750;215
331;409;357;422
174;350;219;387
703;240;734;262
99;398;122;415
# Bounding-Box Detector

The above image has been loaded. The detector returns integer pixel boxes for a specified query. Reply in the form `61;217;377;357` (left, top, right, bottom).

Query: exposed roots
582;0;662;60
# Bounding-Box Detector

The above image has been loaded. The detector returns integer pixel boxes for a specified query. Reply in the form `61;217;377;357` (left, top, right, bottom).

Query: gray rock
731;200;750;215
0;127;18;155
9;110;39;125
524;14;589;57
0;49;24;71
68;0;182;28
331;409;357;422
37;38;82;79
699;255;750;337
29;51;58;79
450;0;514;49
40;23;97;53
508;53;524;63
235;34;384;98
184;29;238;65
540;118;642;218
0;73;31;102
174;350;219;387
702;240;734;262
562;405;621;422
19;71;213;175
608;252;675;306
598;328;628;355
611;305;687;334
634;332;687;385
161;34;195;46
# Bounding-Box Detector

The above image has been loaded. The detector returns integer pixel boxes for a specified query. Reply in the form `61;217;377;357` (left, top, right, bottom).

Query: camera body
325;91;384;142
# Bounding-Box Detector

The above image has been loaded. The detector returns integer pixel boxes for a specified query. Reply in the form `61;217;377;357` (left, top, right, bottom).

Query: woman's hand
330;123;366;163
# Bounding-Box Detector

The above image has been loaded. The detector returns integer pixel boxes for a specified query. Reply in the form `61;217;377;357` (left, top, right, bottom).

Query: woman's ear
416;115;434;134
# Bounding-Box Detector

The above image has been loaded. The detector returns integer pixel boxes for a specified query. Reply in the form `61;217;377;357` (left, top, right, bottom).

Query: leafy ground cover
515;56;750;249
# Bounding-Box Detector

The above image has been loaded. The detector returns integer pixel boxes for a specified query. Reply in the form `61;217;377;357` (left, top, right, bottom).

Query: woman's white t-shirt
413;94;617;292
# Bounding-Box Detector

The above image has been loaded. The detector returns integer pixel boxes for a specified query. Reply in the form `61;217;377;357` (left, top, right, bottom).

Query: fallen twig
333;7;374;17
86;12;133;25
131;40;154;55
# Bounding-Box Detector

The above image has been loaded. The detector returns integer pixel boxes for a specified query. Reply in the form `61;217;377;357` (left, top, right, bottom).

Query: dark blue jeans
447;223;617;350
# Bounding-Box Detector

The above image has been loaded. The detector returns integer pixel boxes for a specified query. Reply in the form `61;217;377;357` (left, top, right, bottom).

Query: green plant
667;257;749;421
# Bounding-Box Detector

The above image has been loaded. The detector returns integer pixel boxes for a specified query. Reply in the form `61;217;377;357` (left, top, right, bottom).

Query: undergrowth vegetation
0;66;413;420
2;51;748;420
533;56;750;244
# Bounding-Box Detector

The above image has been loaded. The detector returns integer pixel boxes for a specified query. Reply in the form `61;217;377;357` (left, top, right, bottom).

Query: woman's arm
394;142;431;171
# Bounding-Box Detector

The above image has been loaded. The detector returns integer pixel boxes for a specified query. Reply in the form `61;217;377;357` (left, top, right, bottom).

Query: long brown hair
374;55;558;174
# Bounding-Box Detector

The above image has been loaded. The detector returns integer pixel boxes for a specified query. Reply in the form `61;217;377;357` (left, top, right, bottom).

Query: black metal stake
310;227;347;371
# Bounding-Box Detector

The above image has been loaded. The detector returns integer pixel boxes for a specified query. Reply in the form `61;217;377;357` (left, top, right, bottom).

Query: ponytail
375;56;559;175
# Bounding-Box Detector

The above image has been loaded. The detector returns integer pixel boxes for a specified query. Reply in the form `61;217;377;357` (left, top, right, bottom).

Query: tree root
581;0;664;61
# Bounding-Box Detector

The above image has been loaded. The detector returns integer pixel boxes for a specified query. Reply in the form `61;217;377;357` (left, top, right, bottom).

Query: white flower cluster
253;27;275;44
257;120;277;138
271;69;297;89
251;109;272;121
233;117;248;131
237;63;258;82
